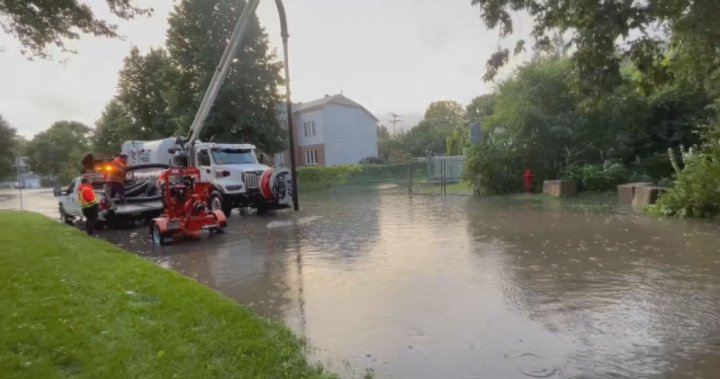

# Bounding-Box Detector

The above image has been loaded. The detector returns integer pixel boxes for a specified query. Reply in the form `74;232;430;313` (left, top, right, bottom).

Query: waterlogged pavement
0;188;58;217
8;188;720;378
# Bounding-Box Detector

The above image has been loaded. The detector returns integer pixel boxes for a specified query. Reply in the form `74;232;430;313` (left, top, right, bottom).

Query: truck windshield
211;148;258;165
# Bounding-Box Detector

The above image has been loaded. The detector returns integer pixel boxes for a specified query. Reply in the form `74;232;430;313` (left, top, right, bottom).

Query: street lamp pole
274;0;299;211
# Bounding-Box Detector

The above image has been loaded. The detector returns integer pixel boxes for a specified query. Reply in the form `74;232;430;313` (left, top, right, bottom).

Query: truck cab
122;139;292;215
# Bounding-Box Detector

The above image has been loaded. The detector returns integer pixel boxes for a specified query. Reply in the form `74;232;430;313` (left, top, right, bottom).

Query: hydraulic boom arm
183;0;299;210
186;0;261;150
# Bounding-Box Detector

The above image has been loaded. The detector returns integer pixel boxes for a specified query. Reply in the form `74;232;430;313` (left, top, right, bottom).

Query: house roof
294;94;379;121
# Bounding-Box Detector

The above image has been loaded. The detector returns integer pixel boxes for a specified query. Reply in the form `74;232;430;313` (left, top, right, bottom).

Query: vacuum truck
122;138;292;215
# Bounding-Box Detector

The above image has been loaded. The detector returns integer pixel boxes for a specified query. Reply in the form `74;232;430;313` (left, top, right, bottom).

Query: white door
66;179;83;216
197;149;213;183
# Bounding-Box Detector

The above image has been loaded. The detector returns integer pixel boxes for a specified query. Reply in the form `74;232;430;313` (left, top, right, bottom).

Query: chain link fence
297;156;472;196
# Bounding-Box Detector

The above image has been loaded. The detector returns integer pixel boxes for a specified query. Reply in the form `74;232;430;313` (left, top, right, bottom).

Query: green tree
93;99;133;156
116;47;177;139
26;121;91;182
0;115;18;179
403;121;449;157
165;0;285;153
465;58;584;193
402;101;467;157
487;58;582;178
446;127;470;156
470;0;720;95
423;101;465;128
466;94;496;123
0;1;151;58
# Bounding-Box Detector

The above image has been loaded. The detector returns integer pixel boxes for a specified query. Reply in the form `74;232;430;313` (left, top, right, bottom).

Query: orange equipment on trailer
150;166;226;245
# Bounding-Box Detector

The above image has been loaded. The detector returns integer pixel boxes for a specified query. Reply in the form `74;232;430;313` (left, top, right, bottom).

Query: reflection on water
102;191;720;379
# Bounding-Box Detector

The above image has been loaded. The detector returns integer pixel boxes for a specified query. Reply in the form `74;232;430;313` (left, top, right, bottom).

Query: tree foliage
93;0;285;154
26;121;91;182
650;120;720;217
93;99;133;156
0;0;151;58
466;94;496;123
470;0;720;95
464;56;712;194
165;0;285;152
116;47;177;139
423;101;465;128
400;101;467;157
0;115;18;179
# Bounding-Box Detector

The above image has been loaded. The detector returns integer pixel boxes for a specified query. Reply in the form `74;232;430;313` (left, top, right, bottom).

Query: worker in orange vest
106;153;128;203
78;177;100;235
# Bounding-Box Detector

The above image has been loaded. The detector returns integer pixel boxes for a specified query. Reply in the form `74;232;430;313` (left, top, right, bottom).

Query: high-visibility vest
106;157;126;183
78;184;99;208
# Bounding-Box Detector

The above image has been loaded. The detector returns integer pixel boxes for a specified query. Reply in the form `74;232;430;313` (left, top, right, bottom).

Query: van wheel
59;205;74;225
209;191;232;216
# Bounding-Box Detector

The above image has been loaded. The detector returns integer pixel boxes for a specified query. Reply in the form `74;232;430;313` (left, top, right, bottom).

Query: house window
303;121;316;137
305;149;318;165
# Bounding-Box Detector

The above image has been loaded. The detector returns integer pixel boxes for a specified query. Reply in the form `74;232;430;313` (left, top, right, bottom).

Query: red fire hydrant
523;168;534;193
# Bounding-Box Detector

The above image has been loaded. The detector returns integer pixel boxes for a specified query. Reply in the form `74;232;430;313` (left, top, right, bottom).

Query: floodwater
7;189;720;378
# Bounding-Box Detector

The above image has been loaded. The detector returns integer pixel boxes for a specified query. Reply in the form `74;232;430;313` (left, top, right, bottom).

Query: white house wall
323;103;378;165
296;109;325;147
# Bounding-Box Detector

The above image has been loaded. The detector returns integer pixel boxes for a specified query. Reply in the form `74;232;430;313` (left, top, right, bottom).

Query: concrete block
617;182;652;204
543;180;577;197
632;186;668;209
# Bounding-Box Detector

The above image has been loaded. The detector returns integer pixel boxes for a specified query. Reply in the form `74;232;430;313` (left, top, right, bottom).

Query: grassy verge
0;211;336;379
413;181;474;195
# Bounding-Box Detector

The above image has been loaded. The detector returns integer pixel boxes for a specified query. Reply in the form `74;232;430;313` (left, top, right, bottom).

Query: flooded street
7;189;720;378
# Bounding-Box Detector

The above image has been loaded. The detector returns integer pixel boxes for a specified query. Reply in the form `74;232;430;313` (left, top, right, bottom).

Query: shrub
296;165;362;189
561;160;628;192
464;143;524;194
650;122;720;217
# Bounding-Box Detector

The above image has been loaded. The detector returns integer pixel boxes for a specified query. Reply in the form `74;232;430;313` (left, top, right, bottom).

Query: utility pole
389;113;401;137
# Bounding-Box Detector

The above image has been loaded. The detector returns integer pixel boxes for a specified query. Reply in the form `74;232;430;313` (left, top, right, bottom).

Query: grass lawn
413;181;474;195
0;211;336;379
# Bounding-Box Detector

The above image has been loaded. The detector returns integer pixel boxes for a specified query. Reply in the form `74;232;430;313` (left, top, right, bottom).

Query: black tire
59;205;74;225
151;224;169;246
255;203;268;215
209;191;232;216
211;213;225;234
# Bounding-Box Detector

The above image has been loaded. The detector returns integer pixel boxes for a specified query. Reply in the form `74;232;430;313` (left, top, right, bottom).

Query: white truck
54;165;167;227
122;138;292;216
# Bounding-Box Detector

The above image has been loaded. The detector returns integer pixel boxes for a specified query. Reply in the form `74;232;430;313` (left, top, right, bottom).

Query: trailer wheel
151;224;170;246
209;191;232;216
210;213;225;234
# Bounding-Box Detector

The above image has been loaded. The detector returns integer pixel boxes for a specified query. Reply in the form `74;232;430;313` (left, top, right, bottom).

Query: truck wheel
209;191;233;216
255;203;268;215
151;224;170;246
59;205;74;225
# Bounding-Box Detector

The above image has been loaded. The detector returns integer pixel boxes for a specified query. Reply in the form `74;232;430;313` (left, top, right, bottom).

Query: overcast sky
0;0;530;138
